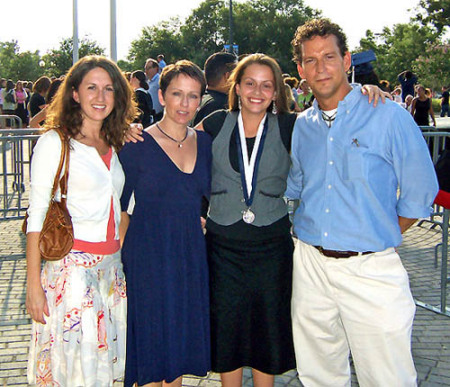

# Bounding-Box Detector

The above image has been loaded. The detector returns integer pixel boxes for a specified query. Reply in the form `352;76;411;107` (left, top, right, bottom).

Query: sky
1;0;417;61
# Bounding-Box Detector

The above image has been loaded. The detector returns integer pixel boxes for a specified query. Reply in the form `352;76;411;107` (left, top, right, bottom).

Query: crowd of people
20;17;440;387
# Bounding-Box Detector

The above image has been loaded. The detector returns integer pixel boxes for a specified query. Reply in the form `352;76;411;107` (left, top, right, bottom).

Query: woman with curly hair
25;55;137;386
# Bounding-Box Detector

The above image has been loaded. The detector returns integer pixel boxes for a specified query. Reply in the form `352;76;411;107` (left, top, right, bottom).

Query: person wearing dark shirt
29;76;51;118
398;70;417;102
192;52;237;126
441;85;449;117
130;70;154;128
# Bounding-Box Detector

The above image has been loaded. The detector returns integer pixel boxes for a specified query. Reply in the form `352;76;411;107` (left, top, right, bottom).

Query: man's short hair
204;52;237;87
145;58;158;71
292;18;348;64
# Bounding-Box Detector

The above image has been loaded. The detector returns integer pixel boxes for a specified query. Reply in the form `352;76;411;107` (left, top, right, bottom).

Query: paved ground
0;118;449;385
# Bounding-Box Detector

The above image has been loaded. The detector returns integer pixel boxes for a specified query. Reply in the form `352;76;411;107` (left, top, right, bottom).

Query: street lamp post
110;0;117;62
229;0;234;55
73;0;79;64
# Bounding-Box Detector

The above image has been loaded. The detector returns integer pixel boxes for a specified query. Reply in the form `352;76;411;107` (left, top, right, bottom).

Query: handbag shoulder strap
51;129;70;200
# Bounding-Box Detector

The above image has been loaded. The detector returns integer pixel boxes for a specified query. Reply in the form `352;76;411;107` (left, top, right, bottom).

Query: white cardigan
26;130;125;242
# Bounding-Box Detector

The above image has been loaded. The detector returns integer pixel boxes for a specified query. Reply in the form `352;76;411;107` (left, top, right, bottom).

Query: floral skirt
27;250;127;387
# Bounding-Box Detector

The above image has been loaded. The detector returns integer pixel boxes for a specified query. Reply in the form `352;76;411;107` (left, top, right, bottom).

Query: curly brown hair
44;55;137;151
292;18;348;64
228;53;289;115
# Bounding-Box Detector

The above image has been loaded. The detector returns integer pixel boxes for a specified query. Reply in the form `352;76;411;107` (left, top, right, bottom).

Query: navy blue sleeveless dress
119;130;212;386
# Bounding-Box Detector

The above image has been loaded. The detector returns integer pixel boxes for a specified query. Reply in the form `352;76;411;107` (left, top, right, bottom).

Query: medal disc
243;209;255;224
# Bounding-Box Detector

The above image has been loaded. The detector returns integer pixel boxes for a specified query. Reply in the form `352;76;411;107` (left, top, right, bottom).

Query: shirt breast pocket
343;147;368;180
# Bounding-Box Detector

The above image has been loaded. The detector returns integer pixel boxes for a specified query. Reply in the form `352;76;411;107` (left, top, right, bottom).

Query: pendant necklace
156;123;189;148
321;109;337;128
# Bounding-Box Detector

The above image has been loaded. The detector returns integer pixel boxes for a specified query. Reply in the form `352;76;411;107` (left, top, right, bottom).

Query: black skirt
206;231;296;374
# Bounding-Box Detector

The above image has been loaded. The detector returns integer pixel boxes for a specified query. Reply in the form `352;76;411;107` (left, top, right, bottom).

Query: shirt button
329;161;334;165
241;199;245;203
346;110;350;114
329;137;334;142
325;208;330;213
324;232;328;237
328;184;332;189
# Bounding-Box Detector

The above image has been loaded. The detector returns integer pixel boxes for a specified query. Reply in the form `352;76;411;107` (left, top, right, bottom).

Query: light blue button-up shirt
286;85;439;252
148;73;163;115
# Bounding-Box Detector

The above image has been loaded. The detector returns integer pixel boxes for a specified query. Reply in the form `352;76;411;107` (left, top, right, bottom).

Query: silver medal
243;208;255;224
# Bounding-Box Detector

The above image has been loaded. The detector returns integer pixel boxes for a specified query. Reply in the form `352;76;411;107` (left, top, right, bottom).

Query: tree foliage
0;41;42;81
128;0;319;74
414;0;450;36
41;37;105;78
357;20;447;89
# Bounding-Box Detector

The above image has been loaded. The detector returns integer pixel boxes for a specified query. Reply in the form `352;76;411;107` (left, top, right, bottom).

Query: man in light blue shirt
145;58;164;121
286;18;438;387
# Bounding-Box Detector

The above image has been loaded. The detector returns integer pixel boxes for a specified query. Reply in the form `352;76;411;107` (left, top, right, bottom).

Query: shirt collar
312;84;363;115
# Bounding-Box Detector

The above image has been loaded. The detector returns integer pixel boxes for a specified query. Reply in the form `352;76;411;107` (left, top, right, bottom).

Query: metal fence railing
0;128;40;220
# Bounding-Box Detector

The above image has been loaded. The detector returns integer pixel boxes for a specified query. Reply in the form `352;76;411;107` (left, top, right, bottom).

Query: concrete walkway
0;116;449;385
1;217;450;386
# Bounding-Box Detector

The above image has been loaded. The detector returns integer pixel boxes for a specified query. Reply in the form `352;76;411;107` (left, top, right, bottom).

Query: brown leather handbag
22;129;74;261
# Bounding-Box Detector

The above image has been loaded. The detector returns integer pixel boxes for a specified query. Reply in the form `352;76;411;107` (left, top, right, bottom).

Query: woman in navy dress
119;60;211;387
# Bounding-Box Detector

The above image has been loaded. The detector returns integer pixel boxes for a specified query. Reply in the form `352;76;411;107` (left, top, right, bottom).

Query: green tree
128;18;185;70
232;0;320;73
413;43;450;90
0;41;42;81
358;23;438;87
414;0;450;36
41;37;105;77
181;0;228;67
128;0;319;74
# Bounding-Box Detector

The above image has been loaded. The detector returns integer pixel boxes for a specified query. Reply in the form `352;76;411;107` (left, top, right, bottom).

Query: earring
272;102;277;115
238;96;242;110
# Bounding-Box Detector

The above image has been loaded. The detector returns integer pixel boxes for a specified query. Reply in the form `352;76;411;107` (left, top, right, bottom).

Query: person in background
25;55;136;386
391;87;402;103
441;85;449;117
288;18;438;387
119;60;211;387
398;70;418;102
284;76;300;103
379;79;391;92
157;54;167;73
2;79;17;127
14;81;28;127
130;70;154;128
296;79;314;111
404;94;414;112
0;78;6;115
145;58;164;121
29;76;51;119
411;84;436;127
192;51;237;126
29;78;63;128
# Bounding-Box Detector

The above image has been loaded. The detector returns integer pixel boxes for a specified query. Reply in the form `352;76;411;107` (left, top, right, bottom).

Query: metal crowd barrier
415;129;450;316
0;127;40;220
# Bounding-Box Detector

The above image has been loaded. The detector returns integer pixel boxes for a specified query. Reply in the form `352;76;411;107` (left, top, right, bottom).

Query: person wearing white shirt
25;55;137;387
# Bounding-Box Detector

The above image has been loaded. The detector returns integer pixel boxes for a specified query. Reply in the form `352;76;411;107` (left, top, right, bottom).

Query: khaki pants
291;240;417;387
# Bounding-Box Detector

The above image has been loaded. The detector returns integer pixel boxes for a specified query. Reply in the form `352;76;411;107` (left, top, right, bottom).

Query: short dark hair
159;60;206;97
292;18;348;64
204;52;237;87
145;58;158;71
